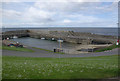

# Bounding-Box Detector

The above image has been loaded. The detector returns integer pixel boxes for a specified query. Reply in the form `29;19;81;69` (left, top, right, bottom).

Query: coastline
2;29;118;54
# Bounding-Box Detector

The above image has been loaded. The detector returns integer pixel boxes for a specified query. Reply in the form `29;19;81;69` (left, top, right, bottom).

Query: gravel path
2;47;119;58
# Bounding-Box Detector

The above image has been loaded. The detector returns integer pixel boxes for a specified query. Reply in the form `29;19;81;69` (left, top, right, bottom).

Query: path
2;46;119;58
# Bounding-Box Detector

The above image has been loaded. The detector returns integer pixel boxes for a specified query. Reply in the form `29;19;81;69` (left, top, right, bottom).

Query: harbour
2;28;118;54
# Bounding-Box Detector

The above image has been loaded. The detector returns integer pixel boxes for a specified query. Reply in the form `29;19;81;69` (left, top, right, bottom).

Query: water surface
11;37;78;50
3;27;118;36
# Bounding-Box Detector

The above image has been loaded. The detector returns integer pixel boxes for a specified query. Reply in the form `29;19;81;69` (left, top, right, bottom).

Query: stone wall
28;30;117;44
2;29;117;44
2;30;29;39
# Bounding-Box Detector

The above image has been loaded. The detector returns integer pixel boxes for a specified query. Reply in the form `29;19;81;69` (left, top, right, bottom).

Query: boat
13;36;18;39
41;38;45;40
57;39;63;42
52;38;55;40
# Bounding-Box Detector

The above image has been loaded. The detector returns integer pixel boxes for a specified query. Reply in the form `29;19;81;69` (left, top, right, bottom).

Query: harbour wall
29;30;117;44
2;30;117;45
2;30;29;40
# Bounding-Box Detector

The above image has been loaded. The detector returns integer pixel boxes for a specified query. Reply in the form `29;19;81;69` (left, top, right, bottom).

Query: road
2;47;119;58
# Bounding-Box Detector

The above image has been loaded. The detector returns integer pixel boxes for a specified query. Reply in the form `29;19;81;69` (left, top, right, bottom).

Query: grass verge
3;55;118;79
95;44;120;52
2;46;34;52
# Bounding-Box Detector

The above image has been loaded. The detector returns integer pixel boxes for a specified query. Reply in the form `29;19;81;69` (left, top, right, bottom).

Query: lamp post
57;39;63;49
57;39;63;59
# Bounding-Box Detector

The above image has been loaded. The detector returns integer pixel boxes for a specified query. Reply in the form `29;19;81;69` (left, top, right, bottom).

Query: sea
2;27;119;36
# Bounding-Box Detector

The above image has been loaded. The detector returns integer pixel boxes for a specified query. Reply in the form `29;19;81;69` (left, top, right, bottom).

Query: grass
2;55;119;79
0;56;1;80
95;44;120;52
2;46;34;52
33;47;64;54
2;46;64;54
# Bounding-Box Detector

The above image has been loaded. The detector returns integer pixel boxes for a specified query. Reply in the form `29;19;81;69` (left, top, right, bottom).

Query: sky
1;0;119;28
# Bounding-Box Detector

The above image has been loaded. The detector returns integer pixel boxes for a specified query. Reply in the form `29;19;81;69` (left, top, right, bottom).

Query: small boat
7;38;9;40
13;36;18;39
52;38;55;40
41;38;45;40
57;40;63;42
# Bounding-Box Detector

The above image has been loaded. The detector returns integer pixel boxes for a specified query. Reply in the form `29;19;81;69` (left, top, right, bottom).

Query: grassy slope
0;56;1;80
2;46;34;52
2;46;63;54
3;55;118;79
95;44;120;52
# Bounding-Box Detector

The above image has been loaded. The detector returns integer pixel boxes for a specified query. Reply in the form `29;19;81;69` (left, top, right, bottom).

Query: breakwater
2;30;29;40
28;30;117;44
2;29;117;45
2;30;117;44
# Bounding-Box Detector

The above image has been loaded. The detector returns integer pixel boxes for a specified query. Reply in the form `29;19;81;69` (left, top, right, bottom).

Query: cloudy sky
1;0;118;28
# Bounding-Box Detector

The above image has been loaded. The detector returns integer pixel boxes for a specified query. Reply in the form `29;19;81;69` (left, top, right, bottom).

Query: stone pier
28;30;117;44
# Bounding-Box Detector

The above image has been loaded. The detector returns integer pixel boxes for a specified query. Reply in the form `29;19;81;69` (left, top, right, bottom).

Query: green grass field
2;46;34;52
2;55;119;79
95;44;120;52
0;56;1;80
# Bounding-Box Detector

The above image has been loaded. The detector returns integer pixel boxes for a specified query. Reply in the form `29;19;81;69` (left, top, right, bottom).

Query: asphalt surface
2;47;119;58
